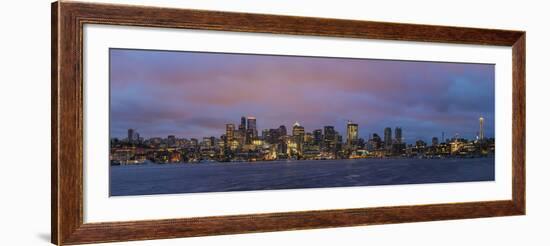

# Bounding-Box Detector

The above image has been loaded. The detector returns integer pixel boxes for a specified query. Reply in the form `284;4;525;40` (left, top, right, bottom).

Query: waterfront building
292;122;305;142
225;124;235;143
292;122;305;155
336;132;343;152
244;116;257;144
210;136;216;148
246;116;257;137
479;116;485;140
395;127;402;144
313;129;323;146
239;116;246;131
346;121;359;146
450;140;464;154
323;126;336;153
278;136;288;155
239;116;247;143
384;127;392;150
219;135;227;150
371;133;382;149
127;128;134;142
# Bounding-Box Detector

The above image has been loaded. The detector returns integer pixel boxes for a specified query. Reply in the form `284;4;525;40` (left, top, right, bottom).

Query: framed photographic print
52;1;525;245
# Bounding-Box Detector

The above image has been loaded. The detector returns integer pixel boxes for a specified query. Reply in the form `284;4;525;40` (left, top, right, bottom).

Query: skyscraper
292;122;305;155
225;124;235;143
324;126;336;152
479;116;485;140
371;133;382;149
240;116;246;129
395;127;402;144
313;129;323;146
267;128;280;144
292;122;305;143
384;127;392;149
127;128;134;143
346;121;358;146
127;128;140;143
246;117;257;137
238;116;247;144
238;116;246;134
244;116;257;144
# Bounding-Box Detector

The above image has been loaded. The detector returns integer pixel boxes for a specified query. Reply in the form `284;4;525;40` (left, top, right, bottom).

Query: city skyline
110;48;495;142
114;114;494;165
120;115;490;144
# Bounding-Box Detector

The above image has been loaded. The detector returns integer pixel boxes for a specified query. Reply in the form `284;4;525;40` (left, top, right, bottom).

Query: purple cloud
110;49;494;142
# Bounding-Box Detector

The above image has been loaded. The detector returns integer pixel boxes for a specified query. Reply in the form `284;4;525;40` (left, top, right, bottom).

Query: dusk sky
110;48;495;143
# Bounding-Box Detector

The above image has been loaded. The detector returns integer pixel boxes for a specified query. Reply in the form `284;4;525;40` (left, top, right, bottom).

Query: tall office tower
225;124;235;143
292;122;305;143
210;136;216;148
324;126;336;151
219;135;227;149
246;116;257;138
239;116;247;133
395;127;402;144
384;127;392;149
127;128;135;143
346;121;359;146
479;116;485;140
313;129;323;146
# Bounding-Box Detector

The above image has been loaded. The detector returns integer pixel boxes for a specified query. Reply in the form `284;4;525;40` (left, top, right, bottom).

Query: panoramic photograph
109;48;495;196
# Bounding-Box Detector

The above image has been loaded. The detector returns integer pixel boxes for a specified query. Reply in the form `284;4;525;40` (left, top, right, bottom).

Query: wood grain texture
51;1;526;245
512;34;526;213
51;2;59;244
64;201;520;245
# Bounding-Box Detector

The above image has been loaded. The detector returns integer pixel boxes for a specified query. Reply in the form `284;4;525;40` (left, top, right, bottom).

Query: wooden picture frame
52;1;525;245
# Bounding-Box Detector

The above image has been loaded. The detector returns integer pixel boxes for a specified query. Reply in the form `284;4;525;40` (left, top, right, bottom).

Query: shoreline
112;156;496;167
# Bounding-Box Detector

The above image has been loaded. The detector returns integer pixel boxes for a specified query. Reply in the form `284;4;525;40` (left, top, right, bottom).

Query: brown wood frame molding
52;1;526;245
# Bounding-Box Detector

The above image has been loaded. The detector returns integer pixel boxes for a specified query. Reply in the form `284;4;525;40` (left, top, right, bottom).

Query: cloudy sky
110;48;495;143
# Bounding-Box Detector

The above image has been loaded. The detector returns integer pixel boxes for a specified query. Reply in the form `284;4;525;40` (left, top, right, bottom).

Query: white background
0;0;548;245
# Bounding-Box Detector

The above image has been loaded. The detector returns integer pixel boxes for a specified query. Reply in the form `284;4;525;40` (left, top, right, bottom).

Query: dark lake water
110;158;495;196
